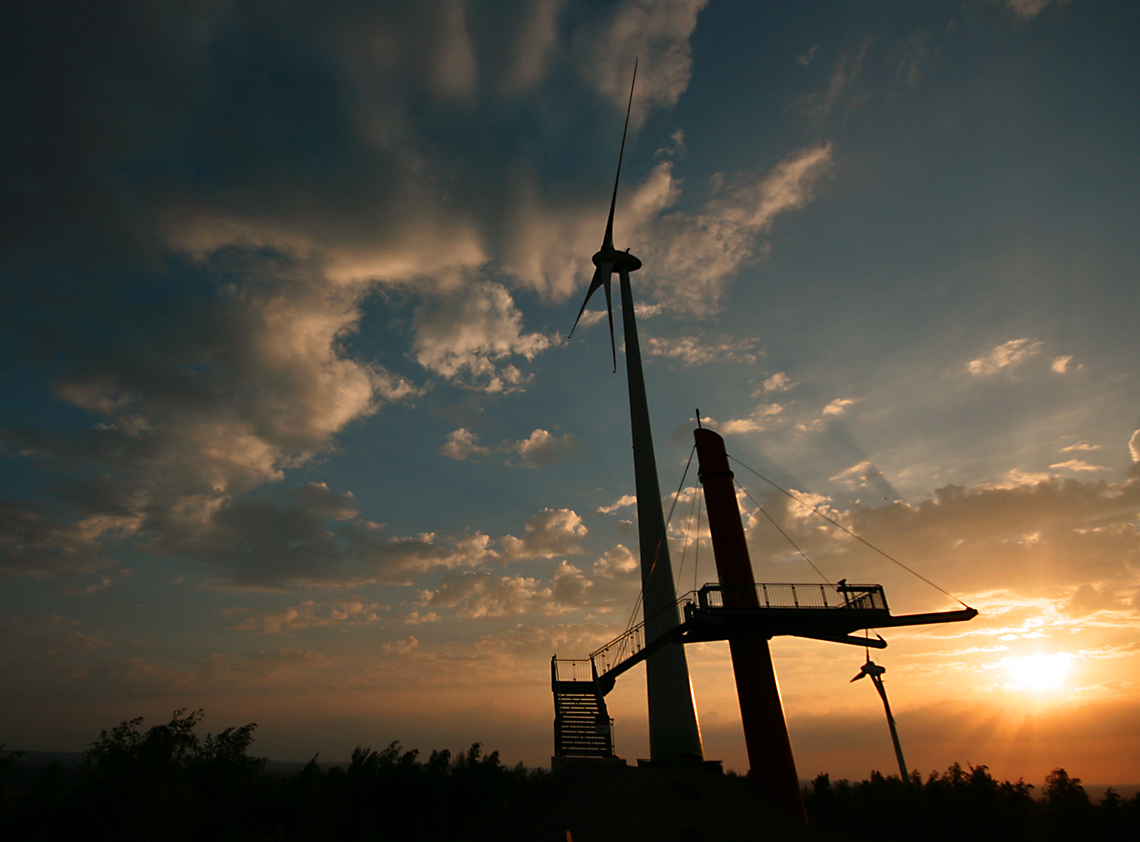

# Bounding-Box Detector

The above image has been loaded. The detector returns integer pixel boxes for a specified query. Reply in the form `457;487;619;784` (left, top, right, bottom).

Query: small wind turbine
568;58;704;763
852;657;909;783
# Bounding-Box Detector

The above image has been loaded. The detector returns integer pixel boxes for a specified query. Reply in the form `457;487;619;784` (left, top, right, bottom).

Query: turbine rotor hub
593;247;641;273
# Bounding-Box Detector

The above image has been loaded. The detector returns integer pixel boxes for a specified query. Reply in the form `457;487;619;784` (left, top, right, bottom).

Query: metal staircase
551;658;615;759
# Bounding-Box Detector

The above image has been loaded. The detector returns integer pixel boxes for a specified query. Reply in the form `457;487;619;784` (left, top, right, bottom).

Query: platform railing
697;582;888;612
589;582;889;681
551;657;596;685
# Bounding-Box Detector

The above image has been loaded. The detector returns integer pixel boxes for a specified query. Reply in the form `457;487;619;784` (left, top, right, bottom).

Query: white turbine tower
569;60;704;764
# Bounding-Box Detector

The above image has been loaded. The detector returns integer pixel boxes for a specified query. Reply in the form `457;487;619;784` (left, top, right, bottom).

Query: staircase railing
590;594;696;677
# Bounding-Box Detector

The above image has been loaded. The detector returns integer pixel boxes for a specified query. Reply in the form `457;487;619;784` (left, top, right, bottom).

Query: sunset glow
996;653;1075;693
2;0;1139;790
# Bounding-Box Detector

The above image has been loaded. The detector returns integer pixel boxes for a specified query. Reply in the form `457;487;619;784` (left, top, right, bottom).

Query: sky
2;0;1139;786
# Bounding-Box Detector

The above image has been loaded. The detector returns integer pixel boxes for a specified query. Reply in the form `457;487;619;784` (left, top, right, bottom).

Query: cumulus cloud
742;473;1140;602
422;560;593;618
440;428;492;461
967;338;1045;375
759;372;795;394
715;404;785;435
513;429;580;467
413;281;556;392
440;428;579;466
592;544;639;578
822;398;856;417
502;508;587;561
1130;430;1140;463
598;495;637;514
1051;355;1073;373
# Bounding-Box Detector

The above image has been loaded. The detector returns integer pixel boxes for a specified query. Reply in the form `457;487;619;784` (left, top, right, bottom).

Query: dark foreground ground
3;711;1138;841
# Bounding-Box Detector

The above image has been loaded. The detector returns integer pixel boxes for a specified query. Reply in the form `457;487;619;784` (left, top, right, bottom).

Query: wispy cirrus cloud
1005;0;1072;20
643;335;760;366
967;338;1044;375
232;599;381;634
573;0;709;125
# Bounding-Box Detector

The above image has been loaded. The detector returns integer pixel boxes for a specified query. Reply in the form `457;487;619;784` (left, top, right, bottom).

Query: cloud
1051;355;1073;373
3;614;109;655
822;398;856;417
644;144;835;313
290;483;358;521
714;403;785;435
759;372;796;394
440;428;579;466
573;0;709;125
381;636;420;655
1059;442;1099;453
801;41;870;123
513;429;580;467
232;599;381;634
598;495;637;514
967;338;1045;375
1130;430;1140;463
743;473;1140;600
830;460;888;488
642;336;759;366
440;428;492;461
0;501;122;578
422;559;593;618
413;281;556;392
1048;460;1106;472
797;45;820;67
1005;0;1072;20
592;544;639;578
502;508;587;561
502;0;564;91
137;488;498;589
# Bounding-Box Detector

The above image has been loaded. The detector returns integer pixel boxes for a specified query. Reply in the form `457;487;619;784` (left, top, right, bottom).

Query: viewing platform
575;582;976;695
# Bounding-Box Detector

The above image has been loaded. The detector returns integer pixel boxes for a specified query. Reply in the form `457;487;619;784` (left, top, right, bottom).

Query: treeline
803;764;1139;842
2;710;1138;841
0;710;547;841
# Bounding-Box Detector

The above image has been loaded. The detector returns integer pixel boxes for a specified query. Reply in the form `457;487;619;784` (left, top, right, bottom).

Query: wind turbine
569;59;704;764
852;657;909;783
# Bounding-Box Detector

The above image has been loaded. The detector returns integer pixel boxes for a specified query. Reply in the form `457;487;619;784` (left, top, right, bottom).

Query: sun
999;652;1074;692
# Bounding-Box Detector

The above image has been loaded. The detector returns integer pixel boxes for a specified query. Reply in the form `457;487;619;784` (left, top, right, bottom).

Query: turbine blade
602;57;637;252
568;262;614;339
603;277;616;373
851;671;867;682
